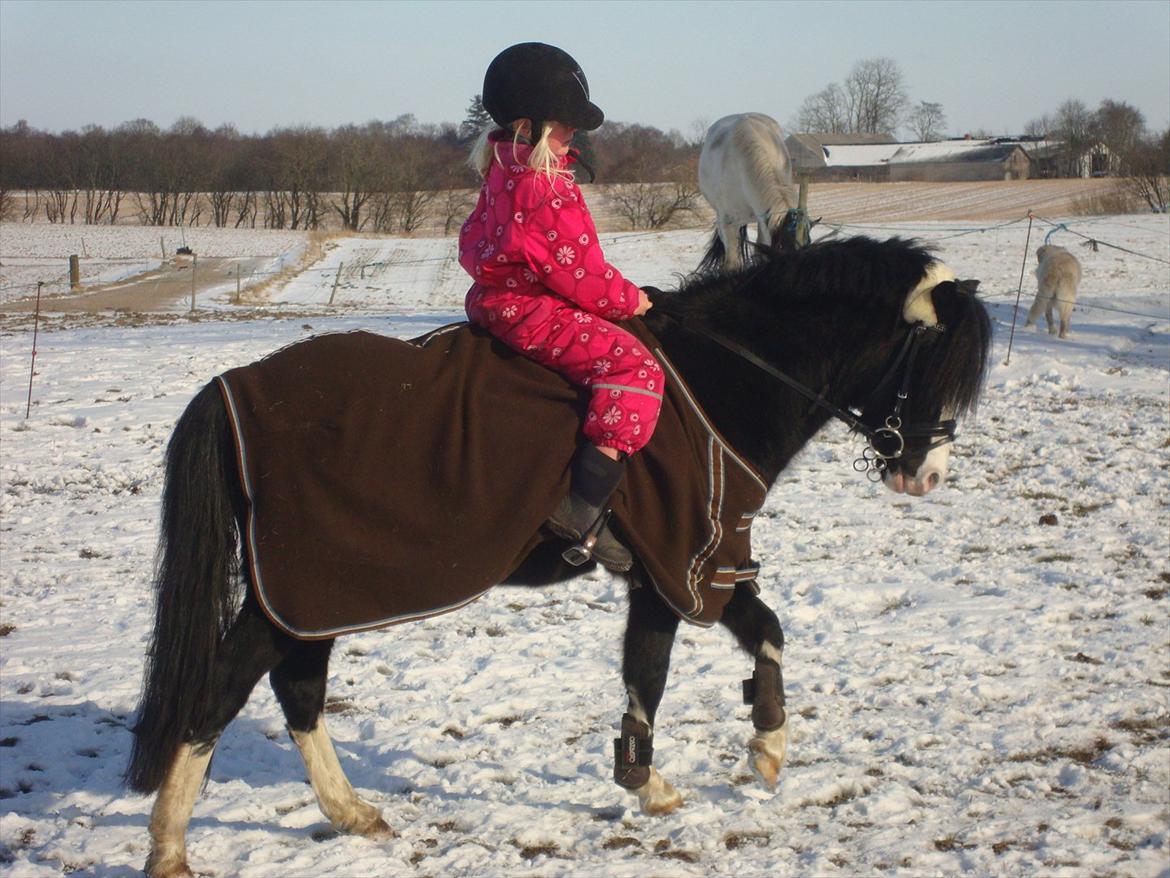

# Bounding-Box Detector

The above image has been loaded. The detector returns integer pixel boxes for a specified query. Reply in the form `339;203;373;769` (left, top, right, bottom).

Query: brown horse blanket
217;322;766;639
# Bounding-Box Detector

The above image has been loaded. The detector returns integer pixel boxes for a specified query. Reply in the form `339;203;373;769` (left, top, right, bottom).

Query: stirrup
562;508;612;566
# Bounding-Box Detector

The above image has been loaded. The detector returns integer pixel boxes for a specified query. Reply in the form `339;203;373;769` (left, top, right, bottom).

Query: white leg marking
634;766;684;814
749;718;790;791
750;644;788;791
291;720;392;838
145;742;213;878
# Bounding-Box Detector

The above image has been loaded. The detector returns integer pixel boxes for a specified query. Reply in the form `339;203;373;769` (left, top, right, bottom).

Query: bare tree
844;58;908;135
795;83;850;134
1052;99;1094;176
1092;99;1146;173
329;124;381;231
906;101;947;141
794;58;907;135
1124;128;1169;212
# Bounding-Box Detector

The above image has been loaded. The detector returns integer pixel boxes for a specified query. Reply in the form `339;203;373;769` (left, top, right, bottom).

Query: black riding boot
546;444;633;572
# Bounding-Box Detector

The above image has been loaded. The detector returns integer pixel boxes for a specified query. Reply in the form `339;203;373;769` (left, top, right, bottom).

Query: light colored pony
1026;244;1082;339
698;113;798;270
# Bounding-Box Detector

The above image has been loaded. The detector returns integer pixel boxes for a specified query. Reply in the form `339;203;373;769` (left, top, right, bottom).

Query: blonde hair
468;120;574;183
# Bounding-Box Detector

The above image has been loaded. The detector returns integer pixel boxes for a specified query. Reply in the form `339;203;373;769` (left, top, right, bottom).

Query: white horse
698;113;799;270
1026;244;1082;339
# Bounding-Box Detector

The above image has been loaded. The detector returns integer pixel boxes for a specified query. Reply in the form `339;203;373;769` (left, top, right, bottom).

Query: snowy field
0;212;1168;876
0;225;309;305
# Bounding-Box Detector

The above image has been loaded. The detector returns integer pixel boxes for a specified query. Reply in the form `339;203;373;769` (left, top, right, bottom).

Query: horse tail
697;227;726;273
126;380;243;794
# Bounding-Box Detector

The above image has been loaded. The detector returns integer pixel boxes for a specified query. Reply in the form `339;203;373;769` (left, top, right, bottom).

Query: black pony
127;236;991;878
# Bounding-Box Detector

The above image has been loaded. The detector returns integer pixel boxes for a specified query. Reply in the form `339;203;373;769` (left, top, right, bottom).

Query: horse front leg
719;582;788;790
615;581;683;814
270;639;392;839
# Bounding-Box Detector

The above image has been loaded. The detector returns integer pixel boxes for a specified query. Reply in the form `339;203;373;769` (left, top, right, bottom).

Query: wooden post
1003;212;1035;366
235;263;241;303
190;254;197;313
160;237;167;259
69;254;80;290
25;282;43;419
328;262;343;305
798;178;808;210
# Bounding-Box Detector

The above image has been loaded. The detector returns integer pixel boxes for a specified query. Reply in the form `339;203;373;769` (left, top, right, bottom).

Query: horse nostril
927;472;941;490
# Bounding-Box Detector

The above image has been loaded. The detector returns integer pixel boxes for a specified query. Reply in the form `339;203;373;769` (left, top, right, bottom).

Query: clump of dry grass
1068;184;1142;216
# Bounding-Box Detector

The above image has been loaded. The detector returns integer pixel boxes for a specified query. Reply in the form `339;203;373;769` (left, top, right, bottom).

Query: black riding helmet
482;42;605;133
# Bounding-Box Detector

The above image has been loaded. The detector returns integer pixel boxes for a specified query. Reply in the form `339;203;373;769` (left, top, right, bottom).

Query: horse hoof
635;767;683;815
144;852;194;878
359;815;395;840
748;723;789;791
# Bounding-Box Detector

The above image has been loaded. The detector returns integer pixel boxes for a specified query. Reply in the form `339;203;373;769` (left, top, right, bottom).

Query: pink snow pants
466;285;664;455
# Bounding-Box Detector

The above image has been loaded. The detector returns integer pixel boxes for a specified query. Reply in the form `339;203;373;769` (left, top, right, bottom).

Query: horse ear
903;261;956;325
929;279;979;327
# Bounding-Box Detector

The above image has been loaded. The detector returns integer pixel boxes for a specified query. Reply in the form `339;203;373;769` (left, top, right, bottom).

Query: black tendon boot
546;444;633;571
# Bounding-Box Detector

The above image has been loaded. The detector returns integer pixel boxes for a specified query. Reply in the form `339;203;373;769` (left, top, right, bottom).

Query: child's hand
633;288;654;316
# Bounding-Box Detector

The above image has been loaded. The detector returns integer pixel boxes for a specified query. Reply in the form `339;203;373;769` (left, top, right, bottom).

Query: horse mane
730;117;797;222
663;234;992;429
679;236;938;321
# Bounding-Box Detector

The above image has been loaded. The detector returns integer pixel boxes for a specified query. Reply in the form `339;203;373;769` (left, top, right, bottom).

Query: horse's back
699;113;794;222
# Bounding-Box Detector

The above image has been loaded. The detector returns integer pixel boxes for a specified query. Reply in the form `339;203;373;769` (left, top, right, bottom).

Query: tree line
2;72;1166;228
0;106;701;230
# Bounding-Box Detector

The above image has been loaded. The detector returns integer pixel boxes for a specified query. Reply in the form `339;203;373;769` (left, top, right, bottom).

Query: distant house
786;132;1115;182
886;141;1031;182
1004;136;1116;178
786;133;1030;182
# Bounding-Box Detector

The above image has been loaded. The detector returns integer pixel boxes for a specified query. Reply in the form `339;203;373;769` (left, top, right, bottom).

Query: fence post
160;237;167;259
329;262;344;305
235;263;241;303
69;254;80;290
190;254;197;313
25;282;43;419
1003;212;1035;366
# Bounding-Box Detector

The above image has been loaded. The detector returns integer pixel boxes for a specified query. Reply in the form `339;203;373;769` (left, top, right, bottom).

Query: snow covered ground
0;213;1167;876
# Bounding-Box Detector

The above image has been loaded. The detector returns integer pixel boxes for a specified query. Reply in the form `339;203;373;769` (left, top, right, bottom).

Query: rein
659;311;956;480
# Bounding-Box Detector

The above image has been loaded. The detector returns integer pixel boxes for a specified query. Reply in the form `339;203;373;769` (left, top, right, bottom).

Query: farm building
786;134;1030;182
786;133;1114;182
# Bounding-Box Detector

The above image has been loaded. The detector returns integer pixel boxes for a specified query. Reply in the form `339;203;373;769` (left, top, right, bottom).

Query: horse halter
686;319;956;482
849;323;956;481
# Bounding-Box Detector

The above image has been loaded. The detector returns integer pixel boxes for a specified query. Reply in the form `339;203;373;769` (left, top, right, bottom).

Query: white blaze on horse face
881;407;955;496
902;261;956;326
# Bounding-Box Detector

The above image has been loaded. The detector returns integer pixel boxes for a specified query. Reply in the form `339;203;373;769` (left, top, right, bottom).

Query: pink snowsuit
459;135;663;455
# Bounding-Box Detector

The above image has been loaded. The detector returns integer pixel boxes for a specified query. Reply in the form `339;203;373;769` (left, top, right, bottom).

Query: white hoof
144;850;194;878
635;766;683;814
356;813;395;840
748;719;789;791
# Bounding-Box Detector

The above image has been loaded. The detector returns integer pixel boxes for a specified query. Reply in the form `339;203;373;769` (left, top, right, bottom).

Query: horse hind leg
719;583;788;791
145;600;292;878
271;639;392;839
616;583;683;814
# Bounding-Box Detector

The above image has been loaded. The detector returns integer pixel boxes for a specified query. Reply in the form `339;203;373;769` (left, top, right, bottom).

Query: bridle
673;317;957;482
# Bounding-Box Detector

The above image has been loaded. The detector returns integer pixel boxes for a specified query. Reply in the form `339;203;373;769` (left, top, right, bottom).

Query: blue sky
1;0;1167;138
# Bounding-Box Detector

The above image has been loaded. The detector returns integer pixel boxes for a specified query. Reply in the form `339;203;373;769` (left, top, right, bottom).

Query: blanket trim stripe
654;348;767;493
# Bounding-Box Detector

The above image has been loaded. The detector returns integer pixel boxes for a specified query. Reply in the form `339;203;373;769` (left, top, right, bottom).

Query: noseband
682;319;956;482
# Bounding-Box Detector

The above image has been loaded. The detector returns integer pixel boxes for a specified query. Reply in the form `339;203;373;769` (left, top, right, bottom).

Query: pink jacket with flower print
459;137;641;321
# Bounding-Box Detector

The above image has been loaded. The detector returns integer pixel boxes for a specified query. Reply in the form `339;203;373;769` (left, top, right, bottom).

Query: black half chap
614;580;785;789
190;597;334;749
